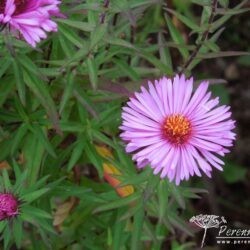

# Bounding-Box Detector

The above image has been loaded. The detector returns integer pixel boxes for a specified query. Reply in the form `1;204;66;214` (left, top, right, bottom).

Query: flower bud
0;193;19;221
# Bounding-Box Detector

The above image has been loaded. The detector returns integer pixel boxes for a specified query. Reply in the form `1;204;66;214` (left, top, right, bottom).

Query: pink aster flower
0;0;62;47
120;75;236;185
0;193;19;221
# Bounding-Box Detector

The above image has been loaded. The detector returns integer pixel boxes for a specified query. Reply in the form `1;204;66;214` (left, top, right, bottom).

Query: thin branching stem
180;0;218;74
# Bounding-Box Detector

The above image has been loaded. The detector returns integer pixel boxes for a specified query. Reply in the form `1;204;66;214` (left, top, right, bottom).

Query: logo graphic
190;214;227;248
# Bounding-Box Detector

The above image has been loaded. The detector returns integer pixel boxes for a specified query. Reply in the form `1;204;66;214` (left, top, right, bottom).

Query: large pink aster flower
120;75;236;185
0;0;62;47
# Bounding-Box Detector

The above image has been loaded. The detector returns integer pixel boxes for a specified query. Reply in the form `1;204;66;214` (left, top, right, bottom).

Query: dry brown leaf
53;197;77;228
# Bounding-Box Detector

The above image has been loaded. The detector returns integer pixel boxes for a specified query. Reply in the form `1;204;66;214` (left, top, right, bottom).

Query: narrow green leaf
22;205;52;219
0;77;14;107
67;136;85;171
113;210;126;250
106;37;135;49
166;8;200;31
197;51;250;59
84;141;103;177
203;40;220;52
59;35;73;58
131;204;144;250
168;213;193;236
23;133;45;186
219;0;229;8
169;183;185;209
91;129;116;148
18;54;44;79
0;221;7;234
23;70;61;134
140;50;172;75
28;124;57;158
164;14;189;59
13;217;23;249
57;19;95;32
86;56;98;90
2;169;12;190
11;123;28;155
12;59;26;105
59;23;84;48
93;193;140;213
0;57;11;78
113;58;140;81
216;8;250;15
90;23;107;48
3;224;11;250
59;72;75;114
21;188;50;203
158;180;169;222
158;32;173;72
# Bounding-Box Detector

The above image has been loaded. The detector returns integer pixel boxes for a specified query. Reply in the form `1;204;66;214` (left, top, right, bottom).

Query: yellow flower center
163;114;191;145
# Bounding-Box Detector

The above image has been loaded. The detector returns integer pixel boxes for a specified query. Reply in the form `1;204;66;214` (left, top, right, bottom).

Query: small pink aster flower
120;75;236;185
0;0;62;47
0;193;19;221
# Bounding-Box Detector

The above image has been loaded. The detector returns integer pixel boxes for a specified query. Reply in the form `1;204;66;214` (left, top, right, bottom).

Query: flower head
0;192;19;221
120;75;236;184
0;0;62;47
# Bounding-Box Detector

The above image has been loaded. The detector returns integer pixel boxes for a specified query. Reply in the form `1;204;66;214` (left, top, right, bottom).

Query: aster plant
0;0;248;249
